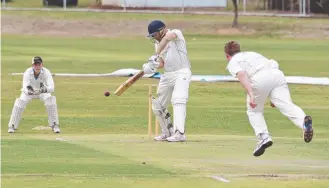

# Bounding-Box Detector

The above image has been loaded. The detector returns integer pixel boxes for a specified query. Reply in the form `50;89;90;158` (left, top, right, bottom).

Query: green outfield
1;11;329;188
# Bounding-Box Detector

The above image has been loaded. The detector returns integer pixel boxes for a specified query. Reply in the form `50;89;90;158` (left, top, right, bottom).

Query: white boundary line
210;175;231;183
9;72;329;86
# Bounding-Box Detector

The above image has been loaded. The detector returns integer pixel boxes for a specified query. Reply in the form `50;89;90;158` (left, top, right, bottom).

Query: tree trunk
232;0;238;28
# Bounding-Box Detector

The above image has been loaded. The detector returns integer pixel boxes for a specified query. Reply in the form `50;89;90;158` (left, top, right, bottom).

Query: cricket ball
104;91;110;97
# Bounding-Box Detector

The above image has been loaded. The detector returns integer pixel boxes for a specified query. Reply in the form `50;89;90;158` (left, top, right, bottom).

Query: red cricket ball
104;91;110;97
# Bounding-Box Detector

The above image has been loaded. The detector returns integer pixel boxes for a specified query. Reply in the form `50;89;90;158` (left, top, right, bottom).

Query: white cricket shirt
226;51;279;78
161;29;191;72
21;67;55;94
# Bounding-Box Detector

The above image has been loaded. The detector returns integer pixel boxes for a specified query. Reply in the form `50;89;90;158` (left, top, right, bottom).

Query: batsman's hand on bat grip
149;54;159;61
142;63;157;74
148;55;161;68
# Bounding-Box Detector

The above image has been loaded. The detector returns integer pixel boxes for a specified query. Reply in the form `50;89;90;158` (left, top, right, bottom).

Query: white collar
31;67;43;75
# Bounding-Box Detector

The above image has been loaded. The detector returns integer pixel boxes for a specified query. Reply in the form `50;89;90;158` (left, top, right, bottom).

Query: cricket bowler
8;56;60;133
142;20;192;142
224;41;313;157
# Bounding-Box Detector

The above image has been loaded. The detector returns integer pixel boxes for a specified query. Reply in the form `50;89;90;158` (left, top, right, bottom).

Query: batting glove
147;55;161;68
142;63;157;74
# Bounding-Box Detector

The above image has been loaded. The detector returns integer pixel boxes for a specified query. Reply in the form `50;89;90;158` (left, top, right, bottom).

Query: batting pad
8;98;27;129
45;96;59;127
151;96;174;136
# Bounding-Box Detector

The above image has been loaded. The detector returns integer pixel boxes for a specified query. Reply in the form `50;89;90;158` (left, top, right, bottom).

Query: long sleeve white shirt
22;67;55;94
226;51;279;78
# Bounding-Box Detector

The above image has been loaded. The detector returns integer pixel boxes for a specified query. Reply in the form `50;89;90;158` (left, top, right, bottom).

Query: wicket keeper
8;56;60;133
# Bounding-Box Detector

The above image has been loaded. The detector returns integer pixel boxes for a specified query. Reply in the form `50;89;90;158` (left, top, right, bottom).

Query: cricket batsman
142;20;192;142
224;41;313;157
8;56;60;134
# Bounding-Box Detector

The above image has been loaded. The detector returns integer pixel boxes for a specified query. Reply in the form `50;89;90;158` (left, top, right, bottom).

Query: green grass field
1;11;329;188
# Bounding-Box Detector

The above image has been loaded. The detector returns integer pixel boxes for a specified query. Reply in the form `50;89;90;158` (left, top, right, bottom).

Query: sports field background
1;9;329;188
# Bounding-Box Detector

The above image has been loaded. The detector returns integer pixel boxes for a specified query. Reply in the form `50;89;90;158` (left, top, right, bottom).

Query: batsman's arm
45;69;55;93
158;58;164;68
156;31;177;55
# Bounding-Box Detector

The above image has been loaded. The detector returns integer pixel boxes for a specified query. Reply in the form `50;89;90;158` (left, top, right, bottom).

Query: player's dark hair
224;41;241;56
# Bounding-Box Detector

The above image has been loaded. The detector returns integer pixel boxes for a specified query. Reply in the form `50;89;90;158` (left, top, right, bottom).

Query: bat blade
114;70;145;96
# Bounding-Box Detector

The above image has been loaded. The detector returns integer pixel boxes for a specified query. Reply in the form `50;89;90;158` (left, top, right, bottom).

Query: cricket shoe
154;134;169;141
303;116;313;143
166;131;186;142
8;125;15;133
52;124;61;133
253;137;273;157
154;123;174;141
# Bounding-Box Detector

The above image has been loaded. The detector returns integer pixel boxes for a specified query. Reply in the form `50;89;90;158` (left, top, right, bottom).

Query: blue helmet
147;20;166;38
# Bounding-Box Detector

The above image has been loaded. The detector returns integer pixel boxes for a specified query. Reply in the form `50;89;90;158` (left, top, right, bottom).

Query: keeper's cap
32;56;43;64
147;20;166;38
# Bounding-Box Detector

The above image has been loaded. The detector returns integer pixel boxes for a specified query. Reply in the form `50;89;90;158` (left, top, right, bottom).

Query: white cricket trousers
247;69;306;137
8;92;53;129
156;68;192;133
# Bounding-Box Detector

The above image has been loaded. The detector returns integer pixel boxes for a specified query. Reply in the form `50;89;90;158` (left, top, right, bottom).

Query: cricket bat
114;70;145;96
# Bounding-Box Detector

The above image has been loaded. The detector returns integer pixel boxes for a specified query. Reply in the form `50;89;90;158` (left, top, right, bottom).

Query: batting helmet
147;20;166;38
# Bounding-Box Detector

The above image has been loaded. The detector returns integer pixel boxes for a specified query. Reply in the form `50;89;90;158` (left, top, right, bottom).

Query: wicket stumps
148;84;159;139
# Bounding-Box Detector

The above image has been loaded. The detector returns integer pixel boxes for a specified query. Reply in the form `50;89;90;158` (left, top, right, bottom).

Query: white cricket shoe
52;125;60;133
154;134;169;141
166;131;186;142
154;123;174;141
8;126;15;133
253;137;273;157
